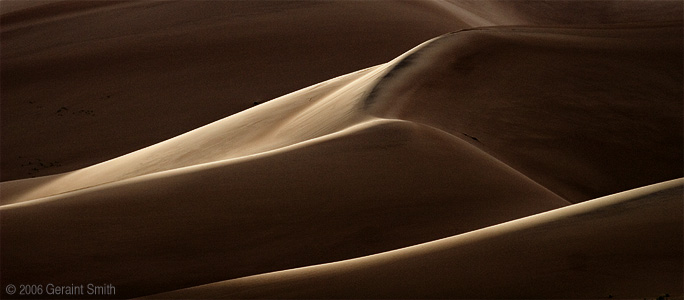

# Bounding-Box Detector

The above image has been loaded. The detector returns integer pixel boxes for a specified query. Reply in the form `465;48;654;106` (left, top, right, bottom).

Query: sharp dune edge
1;1;683;299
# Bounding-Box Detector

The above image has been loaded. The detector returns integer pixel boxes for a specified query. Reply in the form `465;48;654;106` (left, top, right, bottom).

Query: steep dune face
148;179;683;299
0;0;466;181
0;119;566;298
367;24;683;202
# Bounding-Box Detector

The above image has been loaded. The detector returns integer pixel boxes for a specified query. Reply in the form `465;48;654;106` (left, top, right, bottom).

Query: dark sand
1;1;682;299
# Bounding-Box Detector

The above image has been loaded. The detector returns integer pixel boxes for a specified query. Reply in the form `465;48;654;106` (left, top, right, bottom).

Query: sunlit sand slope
0;0;466;181
148;179;683;299
4;0;679;182
0;38;436;205
3;23;680;205
1;2;682;299
0;118;567;298
366;23;683;202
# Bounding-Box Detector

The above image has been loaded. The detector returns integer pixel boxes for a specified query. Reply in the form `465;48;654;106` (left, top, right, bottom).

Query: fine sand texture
1;1;682;299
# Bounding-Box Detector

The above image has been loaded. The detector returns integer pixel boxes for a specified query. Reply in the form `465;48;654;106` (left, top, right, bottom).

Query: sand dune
1;1;682;299
3;0;679;181
367;23;683;202
0;0;467;181
436;0;684;26
147;179;683;299
3;23;681;205
0;117;567;298
0;38;439;205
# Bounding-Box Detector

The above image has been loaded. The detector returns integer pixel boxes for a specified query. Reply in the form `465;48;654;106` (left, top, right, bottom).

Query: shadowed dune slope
0;0;467;181
1;2;682;299
437;0;683;27
3;0;680;181
0;38;437;205
366;23;683;202
3;23;681;205
0;120;567;299
147;179;684;299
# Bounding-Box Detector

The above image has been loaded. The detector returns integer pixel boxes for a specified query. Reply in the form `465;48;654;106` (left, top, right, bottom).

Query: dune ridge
0;117;568;298
0;36;440;205
1;1;682;299
0;0;468;181
146;178;683;299
4;22;681;205
365;23;683;202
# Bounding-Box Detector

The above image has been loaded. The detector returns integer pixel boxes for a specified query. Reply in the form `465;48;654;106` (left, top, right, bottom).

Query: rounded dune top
1;1;682;299
2;0;681;182
0;0;467;182
2;19;682;205
363;23;683;201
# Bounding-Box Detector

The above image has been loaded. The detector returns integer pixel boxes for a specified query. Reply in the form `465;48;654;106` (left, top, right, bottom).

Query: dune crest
0;37;439;205
2;1;682;299
0;0;468;182
365;23;683;202
146;178;684;299
4;23;681;205
0;117;568;298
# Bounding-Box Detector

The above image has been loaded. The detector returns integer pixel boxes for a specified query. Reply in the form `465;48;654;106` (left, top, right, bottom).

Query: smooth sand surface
1;1;682;299
3;23;681;205
1;0;468;181
436;0;684;26
367;24;683;202
1;118;568;298
2;0;680;181
147;179;683;299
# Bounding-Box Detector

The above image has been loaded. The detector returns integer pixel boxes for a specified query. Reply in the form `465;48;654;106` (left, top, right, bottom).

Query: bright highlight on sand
1;1;682;299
